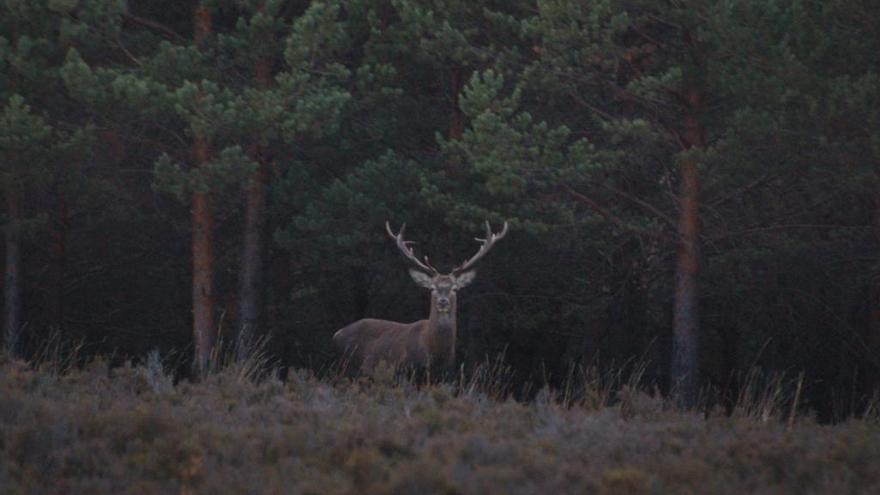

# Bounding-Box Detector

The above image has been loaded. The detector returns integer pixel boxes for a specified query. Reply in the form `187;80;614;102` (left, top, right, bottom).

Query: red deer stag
333;221;508;374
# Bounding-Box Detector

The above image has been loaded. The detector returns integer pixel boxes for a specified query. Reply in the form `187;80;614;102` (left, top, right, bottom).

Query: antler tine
385;220;401;240
453;220;509;274
385;221;439;275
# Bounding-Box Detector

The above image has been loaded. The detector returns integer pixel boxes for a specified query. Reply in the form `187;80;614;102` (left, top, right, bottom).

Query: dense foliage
2;0;879;418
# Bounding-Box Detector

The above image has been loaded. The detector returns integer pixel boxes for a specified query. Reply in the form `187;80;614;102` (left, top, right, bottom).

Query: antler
386;221;439;275
452;221;509;275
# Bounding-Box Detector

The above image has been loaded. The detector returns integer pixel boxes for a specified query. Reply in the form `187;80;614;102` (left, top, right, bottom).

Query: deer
333;220;508;375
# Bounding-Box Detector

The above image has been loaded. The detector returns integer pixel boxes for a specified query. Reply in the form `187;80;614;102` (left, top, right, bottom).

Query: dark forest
3;0;880;423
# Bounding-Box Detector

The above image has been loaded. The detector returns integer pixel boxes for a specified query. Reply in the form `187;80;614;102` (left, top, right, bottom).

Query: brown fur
333;288;459;373
335;221;506;374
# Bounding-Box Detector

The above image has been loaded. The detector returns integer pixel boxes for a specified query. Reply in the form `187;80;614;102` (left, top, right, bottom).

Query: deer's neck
426;301;457;365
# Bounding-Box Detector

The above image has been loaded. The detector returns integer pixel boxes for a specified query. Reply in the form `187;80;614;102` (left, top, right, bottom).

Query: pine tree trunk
671;89;704;407
672;155;700;405
237;161;267;360
868;172;880;394
236;53;271;361
192;137;215;376
449;66;464;140
4;187;21;354
446;65;465;181
49;183;67;331
192;2;215;376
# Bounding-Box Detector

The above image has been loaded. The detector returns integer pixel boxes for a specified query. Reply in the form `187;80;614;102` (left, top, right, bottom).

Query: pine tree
1;1;107;354
0;97;51;352
446;0;870;405
224;0;352;360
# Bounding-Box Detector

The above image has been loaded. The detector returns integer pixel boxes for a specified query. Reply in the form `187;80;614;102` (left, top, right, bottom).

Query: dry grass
1;350;879;494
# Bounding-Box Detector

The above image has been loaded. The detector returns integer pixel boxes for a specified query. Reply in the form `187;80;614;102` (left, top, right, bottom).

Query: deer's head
408;270;475;314
386;221;508;316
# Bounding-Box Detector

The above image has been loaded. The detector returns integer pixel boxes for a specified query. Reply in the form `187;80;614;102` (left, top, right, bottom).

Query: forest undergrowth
1;349;879;495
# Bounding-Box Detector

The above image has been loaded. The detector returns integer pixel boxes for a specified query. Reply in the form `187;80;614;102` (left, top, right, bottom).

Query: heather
2;353;878;494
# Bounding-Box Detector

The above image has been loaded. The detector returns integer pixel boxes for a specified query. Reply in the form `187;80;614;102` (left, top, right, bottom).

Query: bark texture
50;183;67;331
192;2;215;376
237;162;267;359
236;53;272;360
671;88;704;407
192;137;215;376
4;188;21;354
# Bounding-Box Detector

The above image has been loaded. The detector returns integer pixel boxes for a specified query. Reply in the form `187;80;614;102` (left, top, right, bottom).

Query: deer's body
333;221;506;375
333;312;455;372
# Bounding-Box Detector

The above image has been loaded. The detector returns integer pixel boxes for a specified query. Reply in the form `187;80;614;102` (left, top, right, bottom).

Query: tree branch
122;12;185;42
600;183;678;229
710;223;857;242
562;185;670;240
707;172;780;208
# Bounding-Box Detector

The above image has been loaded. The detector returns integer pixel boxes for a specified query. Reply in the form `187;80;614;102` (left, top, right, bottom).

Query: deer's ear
409;269;434;289
454;271;476;289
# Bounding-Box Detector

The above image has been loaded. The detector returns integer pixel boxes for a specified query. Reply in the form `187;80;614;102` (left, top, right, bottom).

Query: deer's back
333;318;427;371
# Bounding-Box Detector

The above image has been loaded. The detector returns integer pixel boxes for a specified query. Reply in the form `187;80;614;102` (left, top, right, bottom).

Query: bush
0;355;878;494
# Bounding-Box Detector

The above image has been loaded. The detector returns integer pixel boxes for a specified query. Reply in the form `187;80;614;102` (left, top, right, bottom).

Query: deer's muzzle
436;297;451;312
